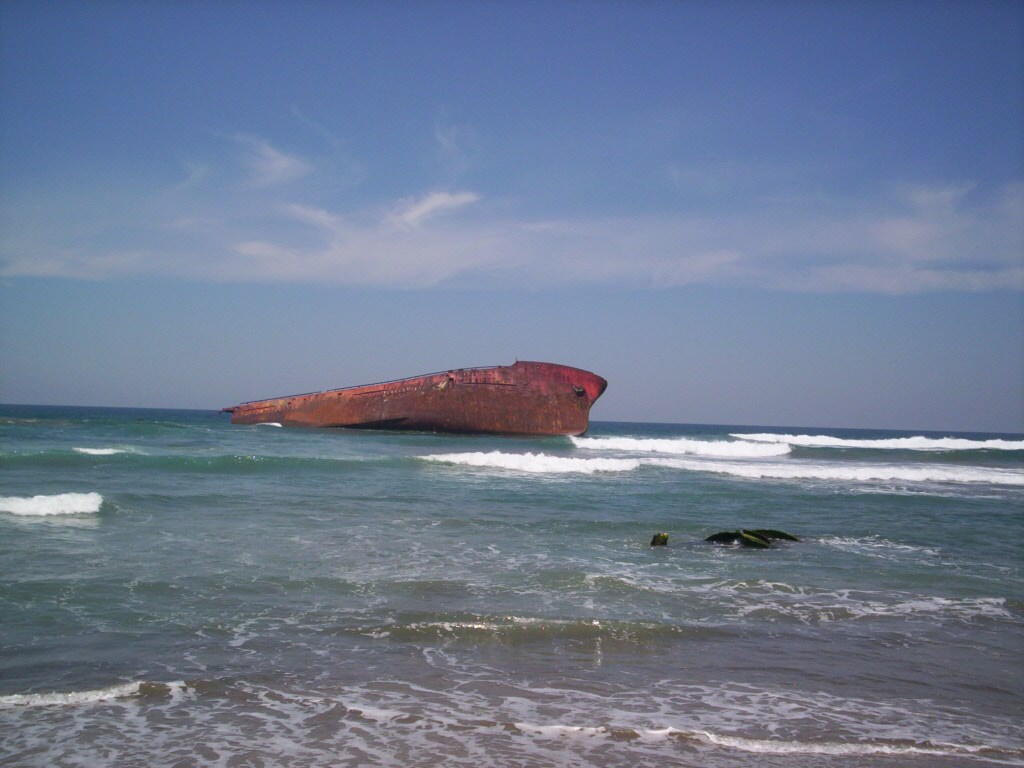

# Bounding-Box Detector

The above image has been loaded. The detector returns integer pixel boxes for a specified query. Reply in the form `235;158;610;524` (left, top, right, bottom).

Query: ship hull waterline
222;361;608;437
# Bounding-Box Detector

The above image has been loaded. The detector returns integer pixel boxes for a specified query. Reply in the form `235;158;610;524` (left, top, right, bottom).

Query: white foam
5;676;1016;767
821;536;941;561
732;433;1024;451
573;436;791;457
0;491;104;516
733;591;1013;623
256;422;283;427
674;576;1016;623
422;451;640;474
0;681;141;708
73;447;129;455
695;730;991;757
391;712;1003;759
422;450;1024;486
514;721;607;737
651;458;1024;485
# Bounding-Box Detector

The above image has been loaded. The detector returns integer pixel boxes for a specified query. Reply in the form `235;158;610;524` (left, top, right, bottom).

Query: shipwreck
222;361;607;436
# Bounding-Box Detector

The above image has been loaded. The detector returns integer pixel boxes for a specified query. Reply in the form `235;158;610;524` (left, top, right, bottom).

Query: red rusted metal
222;361;608;436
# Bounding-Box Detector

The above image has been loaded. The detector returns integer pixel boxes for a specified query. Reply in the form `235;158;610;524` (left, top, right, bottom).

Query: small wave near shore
422;451;1024;487
573;436;791;457
732;433;1024;451
1;677;1020;767
0;492;103;516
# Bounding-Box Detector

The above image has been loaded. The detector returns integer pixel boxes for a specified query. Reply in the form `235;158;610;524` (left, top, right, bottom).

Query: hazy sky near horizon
2;1;1022;432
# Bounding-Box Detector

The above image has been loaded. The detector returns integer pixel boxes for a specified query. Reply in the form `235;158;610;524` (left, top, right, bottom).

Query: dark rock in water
650;532;669;547
705;531;743;545
749;529;800;541
705;529;799;548
739;530;771;548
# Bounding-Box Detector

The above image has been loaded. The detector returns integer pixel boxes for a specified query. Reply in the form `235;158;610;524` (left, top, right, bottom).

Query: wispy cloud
390;191;481;228
233;133;311;187
433;116;481;179
1;163;1021;294
218;195;507;287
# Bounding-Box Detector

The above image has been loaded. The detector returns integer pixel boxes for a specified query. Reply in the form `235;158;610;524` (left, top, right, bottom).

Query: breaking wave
820;535;942;561
0;492;104;516
690;731;1013;758
651;458;1024;485
0;681;141;708
346;615;718;644
572;436;790;457
502;723;1007;759
422;451;640;474
730;590;1013;624
422;451;1024;486
732;433;1024;451
3;677;1016;766
73;447;131;456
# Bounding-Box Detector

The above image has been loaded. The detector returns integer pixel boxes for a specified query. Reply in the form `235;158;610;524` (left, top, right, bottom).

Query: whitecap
731;591;1013;623
732;433;1024;451
463;718;1006;760
0;681;141;708
694;730;997;757
514;721;607;737
0;491;104;516
423;451;1024;485
73;447;129;456
256;422;283;427
573;436;790;457
650;458;1024;485
821;536;941;561
422;451;640;474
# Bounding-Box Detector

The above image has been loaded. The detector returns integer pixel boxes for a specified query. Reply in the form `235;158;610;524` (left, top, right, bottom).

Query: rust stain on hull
222;361;608;436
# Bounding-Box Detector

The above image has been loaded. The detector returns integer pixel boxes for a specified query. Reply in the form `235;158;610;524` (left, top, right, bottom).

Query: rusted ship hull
222;361;607;436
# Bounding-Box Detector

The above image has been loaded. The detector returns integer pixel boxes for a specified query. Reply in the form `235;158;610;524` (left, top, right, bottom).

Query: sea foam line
572;436;790;457
490;722;1006;759
732;433;1024;451
422;451;640;474
73;447;130;456
0;681;141;708
422;451;1024;485
693;731;1004;758
821;535;941;560
651;458;1024;485
0;491;104;516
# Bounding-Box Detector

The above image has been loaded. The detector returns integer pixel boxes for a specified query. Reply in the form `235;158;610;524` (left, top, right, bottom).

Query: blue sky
1;0;1022;432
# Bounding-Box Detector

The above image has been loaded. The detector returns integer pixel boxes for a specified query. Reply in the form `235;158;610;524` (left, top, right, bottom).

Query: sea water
1;405;1021;767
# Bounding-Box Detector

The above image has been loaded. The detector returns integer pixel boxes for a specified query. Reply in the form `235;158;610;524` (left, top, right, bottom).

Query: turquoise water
1;405;1022;767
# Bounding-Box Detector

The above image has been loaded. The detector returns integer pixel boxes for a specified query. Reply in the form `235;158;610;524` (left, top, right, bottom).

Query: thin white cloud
391;191;480;228
233;133;311;187
433;116;481;179
281;203;340;230
1;176;1021;293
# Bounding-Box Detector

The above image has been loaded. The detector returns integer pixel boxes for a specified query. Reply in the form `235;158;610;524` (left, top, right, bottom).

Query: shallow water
2;406;1022;766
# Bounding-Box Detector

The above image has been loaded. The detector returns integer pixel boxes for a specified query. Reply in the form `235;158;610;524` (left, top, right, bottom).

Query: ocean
1;405;1022;767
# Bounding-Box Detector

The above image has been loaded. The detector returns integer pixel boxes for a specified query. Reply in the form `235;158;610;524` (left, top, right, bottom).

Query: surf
421;450;1024;486
732;433;1024;451
0;492;103;516
0;681;141;707
421;451;641;474
651;457;1024;485
572;435;791;457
